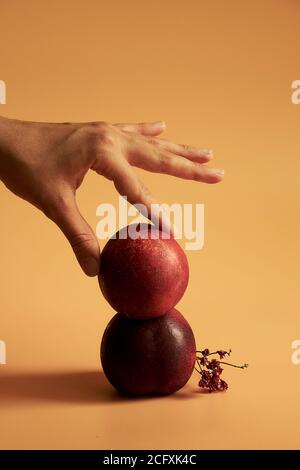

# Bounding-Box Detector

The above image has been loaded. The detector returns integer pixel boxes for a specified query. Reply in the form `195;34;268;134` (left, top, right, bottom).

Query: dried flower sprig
195;349;248;392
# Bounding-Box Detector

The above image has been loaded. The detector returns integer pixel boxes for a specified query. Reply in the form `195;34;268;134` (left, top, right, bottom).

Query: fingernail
81;257;99;277
214;169;225;176
201;148;213;157
154;121;166;128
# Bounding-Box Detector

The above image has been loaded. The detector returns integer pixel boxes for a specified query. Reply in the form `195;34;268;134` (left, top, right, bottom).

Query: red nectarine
98;224;189;319
101;308;196;396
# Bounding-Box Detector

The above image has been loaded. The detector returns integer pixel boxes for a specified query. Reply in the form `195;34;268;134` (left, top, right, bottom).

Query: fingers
121;132;224;183
112;158;155;209
49;192;100;277
112;159;173;233
114;120;166;136
130;143;224;183
143;136;213;163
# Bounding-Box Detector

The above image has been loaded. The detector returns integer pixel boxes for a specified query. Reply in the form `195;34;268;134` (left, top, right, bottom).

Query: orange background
0;0;300;450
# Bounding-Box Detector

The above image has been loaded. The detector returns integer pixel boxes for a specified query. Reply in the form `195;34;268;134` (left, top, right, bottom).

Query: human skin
0;116;224;276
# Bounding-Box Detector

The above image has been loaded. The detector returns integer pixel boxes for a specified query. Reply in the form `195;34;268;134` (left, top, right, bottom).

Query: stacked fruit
98;223;196;396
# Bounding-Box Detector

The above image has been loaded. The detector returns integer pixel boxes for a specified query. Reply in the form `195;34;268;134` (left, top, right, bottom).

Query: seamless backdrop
0;0;300;450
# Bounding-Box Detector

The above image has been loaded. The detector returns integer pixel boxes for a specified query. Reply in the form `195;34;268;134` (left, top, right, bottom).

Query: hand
0;117;224;276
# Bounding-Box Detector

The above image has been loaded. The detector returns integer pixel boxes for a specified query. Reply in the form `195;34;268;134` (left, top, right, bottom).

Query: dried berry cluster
195;349;248;392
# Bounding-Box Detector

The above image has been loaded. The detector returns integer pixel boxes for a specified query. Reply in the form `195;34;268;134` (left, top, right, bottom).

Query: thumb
51;193;100;277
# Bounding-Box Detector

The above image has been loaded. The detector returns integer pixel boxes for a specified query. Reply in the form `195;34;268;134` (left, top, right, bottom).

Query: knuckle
88;132;103;154
146;136;158;146
192;166;202;181
181;143;190;153
132;184;144;205
158;153;171;172
86;122;115;155
86;120;110;131
69;232;95;251
101;129;115;148
139;182;152;200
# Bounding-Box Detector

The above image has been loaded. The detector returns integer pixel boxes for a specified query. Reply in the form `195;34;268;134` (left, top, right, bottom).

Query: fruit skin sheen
101;308;196;396
98;224;189;320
